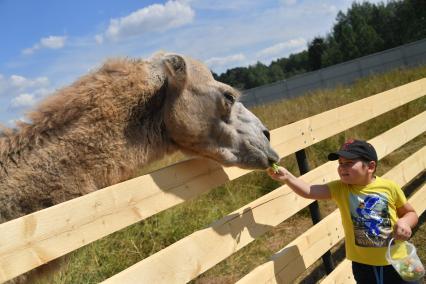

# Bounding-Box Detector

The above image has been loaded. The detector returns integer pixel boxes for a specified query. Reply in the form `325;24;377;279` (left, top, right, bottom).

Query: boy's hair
327;139;378;163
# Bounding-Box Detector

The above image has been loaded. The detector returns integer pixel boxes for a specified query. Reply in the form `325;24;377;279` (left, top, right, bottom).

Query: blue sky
0;0;383;127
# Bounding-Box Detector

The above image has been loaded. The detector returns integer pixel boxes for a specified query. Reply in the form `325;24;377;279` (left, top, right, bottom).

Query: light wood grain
102;115;426;284
236;147;425;284
320;259;355;284
0;79;425;282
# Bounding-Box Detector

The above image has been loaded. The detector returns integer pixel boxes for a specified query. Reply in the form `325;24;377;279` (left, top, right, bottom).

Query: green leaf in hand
272;163;280;173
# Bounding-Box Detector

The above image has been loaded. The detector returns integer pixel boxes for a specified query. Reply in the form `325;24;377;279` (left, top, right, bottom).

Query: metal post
295;149;334;274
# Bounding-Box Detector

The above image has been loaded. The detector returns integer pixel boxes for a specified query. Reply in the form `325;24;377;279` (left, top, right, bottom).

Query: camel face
160;54;279;169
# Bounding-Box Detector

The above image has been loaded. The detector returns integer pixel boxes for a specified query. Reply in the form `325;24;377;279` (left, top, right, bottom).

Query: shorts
352;261;421;284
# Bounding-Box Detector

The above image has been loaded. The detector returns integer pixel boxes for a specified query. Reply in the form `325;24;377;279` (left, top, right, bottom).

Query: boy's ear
367;161;377;172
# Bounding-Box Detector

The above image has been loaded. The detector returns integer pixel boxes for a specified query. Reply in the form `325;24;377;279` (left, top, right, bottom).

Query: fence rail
0;78;425;283
237;147;426;283
102;112;426;283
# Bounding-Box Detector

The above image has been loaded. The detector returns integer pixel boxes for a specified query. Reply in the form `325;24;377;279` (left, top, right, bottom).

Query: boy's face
337;157;376;185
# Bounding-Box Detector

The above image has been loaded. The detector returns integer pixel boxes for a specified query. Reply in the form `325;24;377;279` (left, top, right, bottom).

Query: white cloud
322;4;338;15
7;117;29;127
33;87;53;98
40;36;67;49
9;75;49;90
1;0;390;126
0;74;6;94
257;38;307;58
22;35;67;55
0;74;51;117
94;34;104;44
103;1;194;41
281;0;297;5
298;2;338;16
10;75;28;87
205;53;246;70
189;0;260;11
11;93;36;108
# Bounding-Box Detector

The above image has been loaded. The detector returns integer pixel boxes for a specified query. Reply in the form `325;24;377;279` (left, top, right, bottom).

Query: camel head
152;53;279;169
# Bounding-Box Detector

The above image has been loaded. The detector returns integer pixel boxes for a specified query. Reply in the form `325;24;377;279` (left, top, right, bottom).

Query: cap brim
327;150;360;161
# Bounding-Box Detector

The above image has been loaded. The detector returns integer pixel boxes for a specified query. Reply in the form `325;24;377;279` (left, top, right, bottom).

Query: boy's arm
267;167;331;200
394;202;418;240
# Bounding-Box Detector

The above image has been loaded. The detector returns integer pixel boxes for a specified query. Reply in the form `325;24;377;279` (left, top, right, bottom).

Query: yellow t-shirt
328;176;407;265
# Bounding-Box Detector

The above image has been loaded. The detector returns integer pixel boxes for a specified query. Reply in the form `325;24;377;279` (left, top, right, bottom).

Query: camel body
0;53;279;224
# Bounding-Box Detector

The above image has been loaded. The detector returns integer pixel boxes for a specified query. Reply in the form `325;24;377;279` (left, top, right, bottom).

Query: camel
0;52;279;224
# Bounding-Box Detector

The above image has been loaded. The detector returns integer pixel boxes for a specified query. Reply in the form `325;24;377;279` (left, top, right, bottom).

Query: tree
246;62;270;88
215;0;426;90
284;51;309;76
268;62;285;82
321;36;343;67
308;37;326;70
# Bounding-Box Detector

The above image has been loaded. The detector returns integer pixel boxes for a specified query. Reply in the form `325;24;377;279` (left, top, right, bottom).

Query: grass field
33;65;426;284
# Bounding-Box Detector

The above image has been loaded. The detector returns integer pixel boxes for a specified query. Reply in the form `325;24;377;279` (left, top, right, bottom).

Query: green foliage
217;0;426;89
308;37;326;70
33;63;426;284
215;51;309;90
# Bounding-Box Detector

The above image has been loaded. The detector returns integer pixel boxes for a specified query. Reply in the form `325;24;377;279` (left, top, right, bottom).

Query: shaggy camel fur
0;53;278;224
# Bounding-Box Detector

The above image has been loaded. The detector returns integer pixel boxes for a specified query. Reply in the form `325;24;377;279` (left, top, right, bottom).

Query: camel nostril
263;130;271;141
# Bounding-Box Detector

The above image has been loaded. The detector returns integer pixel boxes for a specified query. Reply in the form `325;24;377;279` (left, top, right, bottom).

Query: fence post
295;149;335;274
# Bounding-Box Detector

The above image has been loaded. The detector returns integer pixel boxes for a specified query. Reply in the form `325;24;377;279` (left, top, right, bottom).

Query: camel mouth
241;144;280;170
268;157;279;167
262;144;280;167
265;153;280;169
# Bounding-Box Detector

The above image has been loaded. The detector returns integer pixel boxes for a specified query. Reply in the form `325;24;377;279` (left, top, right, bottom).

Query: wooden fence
0;78;425;283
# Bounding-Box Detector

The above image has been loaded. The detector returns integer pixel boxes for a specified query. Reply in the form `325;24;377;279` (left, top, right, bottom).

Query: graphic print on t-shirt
349;192;392;247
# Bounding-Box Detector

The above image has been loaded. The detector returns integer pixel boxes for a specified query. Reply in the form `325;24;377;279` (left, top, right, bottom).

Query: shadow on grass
210;208;275;243
298;243;346;283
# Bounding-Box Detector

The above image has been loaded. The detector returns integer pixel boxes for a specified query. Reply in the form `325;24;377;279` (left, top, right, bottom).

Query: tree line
214;0;426;90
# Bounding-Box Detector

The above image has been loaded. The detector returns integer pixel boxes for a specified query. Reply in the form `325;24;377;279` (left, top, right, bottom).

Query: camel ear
162;54;187;90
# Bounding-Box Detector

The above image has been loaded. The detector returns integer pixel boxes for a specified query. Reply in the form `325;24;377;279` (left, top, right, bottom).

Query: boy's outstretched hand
267;165;291;183
266;164;331;200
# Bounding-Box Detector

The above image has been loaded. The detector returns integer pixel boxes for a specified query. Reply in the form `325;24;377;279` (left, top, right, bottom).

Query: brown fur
0;52;279;283
0;58;174;222
0;53;279;225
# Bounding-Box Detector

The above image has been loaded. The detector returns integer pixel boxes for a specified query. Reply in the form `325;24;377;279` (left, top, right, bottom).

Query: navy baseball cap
328;139;378;162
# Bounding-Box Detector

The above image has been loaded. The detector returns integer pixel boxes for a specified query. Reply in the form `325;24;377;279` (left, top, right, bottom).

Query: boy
267;139;419;284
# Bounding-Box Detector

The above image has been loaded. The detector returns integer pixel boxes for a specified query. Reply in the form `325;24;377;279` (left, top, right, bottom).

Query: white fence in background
242;38;426;107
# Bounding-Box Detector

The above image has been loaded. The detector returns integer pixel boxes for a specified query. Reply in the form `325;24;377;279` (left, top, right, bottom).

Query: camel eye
223;92;235;104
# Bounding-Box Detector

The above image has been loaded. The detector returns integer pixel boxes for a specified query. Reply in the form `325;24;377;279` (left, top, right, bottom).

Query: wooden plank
237;210;343;284
382;147;426;188
409;183;426;216
271;78;426;155
236;147;425;284
101;114;426;284
320;184;426;284
320;259;355;284
0;80;425;282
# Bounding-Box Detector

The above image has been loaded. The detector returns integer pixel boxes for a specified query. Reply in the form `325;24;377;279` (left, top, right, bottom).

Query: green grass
33;65;426;284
